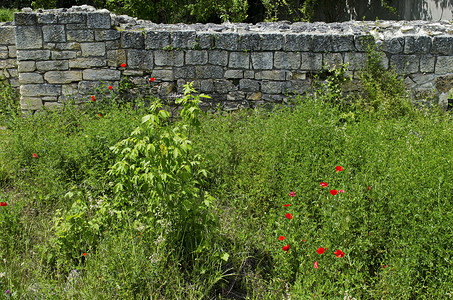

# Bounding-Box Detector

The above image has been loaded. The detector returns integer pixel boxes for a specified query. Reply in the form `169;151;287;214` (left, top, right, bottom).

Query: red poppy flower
283;204;291;207
97;114;102;117
32;153;38;158
316;247;325;254
108;86;113;90
368;186;372;190
289;191;296;197
149;77;156;82
91;96;96;102
285;213;293;219
120;63;126;68
282;244;290;252
320;182;328;187
314;261;318;269
0;202;7;206
303;239;306;242
330;190;338;196
334;249;345;258
279;236;285;241
336;166;343;172
339;189;345;193
382;265;388;268
83;253;87;256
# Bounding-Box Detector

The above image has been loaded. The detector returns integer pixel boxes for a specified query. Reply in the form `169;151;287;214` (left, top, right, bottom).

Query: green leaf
220;252;229;262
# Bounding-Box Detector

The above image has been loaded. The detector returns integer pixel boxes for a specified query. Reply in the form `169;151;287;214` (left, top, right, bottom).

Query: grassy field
1;59;453;299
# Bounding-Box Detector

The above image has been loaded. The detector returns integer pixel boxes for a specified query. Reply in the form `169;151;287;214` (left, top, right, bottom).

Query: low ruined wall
7;6;453;111
0;23;18;89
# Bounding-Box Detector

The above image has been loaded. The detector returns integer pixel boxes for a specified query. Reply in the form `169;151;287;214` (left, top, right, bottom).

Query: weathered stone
19;73;44;84
300;53;322;71
174;66;195;79
145;31;171;49
36;60;69;71
284;34;311;51
121;31;144;49
224;70;243;79
0;27;15;45
17;50;51;61
55;42;81;51
311;34;332;52
123;70;143;76
247;92;262;100
435;56;453;75
261;81;283;94
323;53;343;69
383;37;404;54
332;35;355;52
200;79;214;92
208;50;228;66
67;30;94;42
81;42;106;57
404;35;432;54
433;36;453;55
171;31;196;49
390;55;420;74
69;57;106;68
14;13;37;26
0;59;16;69
420;55;436;73
37;13;57;24
106;49;126;67
344;52;367;71
239;79;260;92
214;79;237;93
8;46;17;58
15;26;42;49
227;91;246;101
288;72;306;80
196;65;223;79
58;12;87;24
244;70;255;79
20;84;61;97
83;69;121;81
196;33;214;49
21;97;43;110
354;35;375;52
105;40;120;50
255;70;287;80
51;50;77;60
0;47;7;59
434;75;453;93
285;80;311;94
154;50;184;67
87;12;111;29
239;33;260;51
229;52;249;68
18;61;36;72
260;33;283;50
215;33;239;51
127;49;153;70
186;50;208;65
45;71;82;83
274;52;300;69
251;52;273;69
95;29;121;41
151;69;174;81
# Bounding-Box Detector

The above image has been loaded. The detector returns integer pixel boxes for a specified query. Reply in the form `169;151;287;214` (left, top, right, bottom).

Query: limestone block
127;49;153;70
58;12;87;24
37;13;57;24
51;50;77;60
0;27;15;45
285;80;311;94
239;79;260;92
332;35;355;52
251;52;273;70
19;73;44;84
43;25;66;43
196;65;223;79
174;66;195;79
244;70;254;79
154;50;184;67
95;29;121;41
260;33;283;51
15;26;43;49
0;59;16;69
106;49;125;67
434;74;453;93
311;34;332;52
55;42;81;51
70;57;106;68
208;50;228;66
255;70;287;80
21;97;43;110
354;35;375;52
7;68;17;78
247;92;262;100
145;31;170;49
186;50;208;65
227;91;246;101
433;36;453;55
14;13;37;26
36;60;69;71
87;12;111;29
8;46;17;58
105;40;120;50
171;31;196;49
224;70;243;79
17;50;51;61
151;69;174;81
200;79;214;92
404;35;432;54
261;81;283;94
284;34;311;51
43;101;62;109
435;56;453;75
239;33;260;51
420;55;435;73
300;53;322;71
67;30;94;42
123;70;143;76
196;33;214;49
383;37;404;54
20;84;61;97
344;52;367;71
229;52;250;69
18;61;36;72
83;69;121;81
121;31;144;49
390;55;420;74
288;72;307;80
323;53;343;69
215;33;239;51
81;42;106;57
45;71;82;83
214;79;237;93
274;52;300;69
0;47;7;59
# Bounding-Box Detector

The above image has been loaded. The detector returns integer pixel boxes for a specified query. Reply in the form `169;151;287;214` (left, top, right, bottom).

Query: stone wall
0;23;18;89
7;6;453;111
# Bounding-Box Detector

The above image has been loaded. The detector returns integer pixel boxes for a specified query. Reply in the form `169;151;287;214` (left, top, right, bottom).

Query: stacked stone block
0;23;18;89
9;7;453;111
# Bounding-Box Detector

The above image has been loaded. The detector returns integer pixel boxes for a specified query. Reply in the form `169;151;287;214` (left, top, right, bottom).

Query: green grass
0;8;17;22
1;65;453;298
